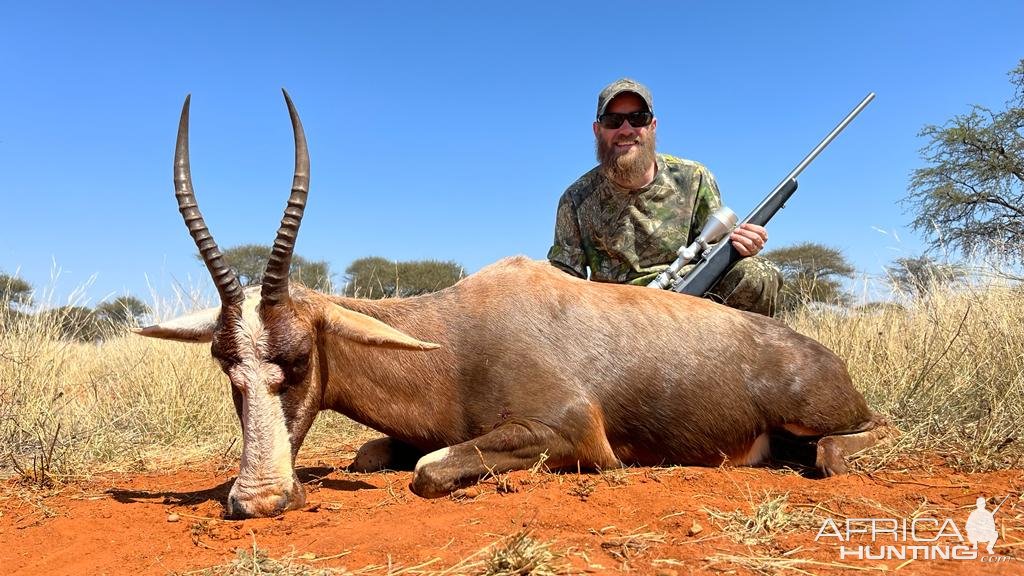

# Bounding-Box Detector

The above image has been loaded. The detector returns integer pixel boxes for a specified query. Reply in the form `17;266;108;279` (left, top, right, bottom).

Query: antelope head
138;91;438;518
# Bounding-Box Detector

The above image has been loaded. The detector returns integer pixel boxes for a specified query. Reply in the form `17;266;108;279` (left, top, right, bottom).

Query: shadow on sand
105;466;379;510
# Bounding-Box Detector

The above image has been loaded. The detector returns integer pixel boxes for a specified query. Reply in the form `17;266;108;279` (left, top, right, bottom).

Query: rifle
991;495;1010;516
648;93;876;295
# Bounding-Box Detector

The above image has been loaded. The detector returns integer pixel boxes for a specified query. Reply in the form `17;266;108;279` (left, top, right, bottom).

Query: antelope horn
261;89;310;306
174;95;244;306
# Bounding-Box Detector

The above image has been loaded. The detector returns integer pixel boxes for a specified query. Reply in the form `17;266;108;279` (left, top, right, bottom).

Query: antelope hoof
815;425;900;477
350;437;423;472
351;438;397;472
815;436;849;477
409;467;460;499
410;447;463;498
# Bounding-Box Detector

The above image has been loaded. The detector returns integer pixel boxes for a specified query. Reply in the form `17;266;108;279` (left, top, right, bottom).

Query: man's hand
730;223;768;257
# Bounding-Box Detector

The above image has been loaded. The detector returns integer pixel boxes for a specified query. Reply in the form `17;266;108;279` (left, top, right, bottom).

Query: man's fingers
732;239;752;256
731;229;764;256
739;223;769;243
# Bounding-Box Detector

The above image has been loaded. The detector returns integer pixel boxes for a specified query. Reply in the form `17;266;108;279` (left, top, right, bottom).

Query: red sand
1;454;1021;575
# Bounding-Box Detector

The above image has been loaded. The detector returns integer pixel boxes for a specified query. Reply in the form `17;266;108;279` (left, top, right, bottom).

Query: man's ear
321;304;440;351
593;121;601;138
134;307;219;343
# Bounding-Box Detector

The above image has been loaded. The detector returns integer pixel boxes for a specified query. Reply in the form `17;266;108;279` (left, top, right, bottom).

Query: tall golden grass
787;278;1023;472
1;275;1021;483
0;292;368;484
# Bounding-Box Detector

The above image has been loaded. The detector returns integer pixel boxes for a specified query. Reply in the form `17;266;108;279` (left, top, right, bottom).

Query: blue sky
2;1;1022;308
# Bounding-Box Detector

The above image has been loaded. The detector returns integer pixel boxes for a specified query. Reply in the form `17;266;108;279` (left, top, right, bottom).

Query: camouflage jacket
547;154;722;285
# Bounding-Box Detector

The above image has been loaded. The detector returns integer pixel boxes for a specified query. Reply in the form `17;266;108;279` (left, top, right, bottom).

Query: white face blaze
225;292;297;511
138;284;440;517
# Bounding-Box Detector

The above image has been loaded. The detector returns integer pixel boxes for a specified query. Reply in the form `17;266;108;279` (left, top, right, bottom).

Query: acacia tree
343;257;465;299
40;306;104;342
886;255;966;298
95;295;151;327
762;242;855;311
905;59;1024;261
0;272;32;311
202;244;333;291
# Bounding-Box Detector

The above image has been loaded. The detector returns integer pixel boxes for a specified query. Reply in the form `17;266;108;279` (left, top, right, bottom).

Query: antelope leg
815;424;901;476
409;417;617;498
350;437;425;472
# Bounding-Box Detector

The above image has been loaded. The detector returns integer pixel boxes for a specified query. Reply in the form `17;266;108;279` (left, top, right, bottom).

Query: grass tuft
181;539;345;576
598;526;667;566
481;529;566;576
704;491;819;545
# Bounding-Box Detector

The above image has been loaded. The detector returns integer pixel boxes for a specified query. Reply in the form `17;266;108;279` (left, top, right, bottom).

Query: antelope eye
291;356;310;373
273;354;309;376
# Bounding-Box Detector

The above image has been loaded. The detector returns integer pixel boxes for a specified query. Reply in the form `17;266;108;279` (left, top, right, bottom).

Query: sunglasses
597;111;654;129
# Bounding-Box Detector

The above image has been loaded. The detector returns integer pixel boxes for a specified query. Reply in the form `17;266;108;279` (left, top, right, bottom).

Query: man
547;78;781;316
965;497;999;555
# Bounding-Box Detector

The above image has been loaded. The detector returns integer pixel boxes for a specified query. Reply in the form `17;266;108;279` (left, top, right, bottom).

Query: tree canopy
202;244;333;291
95;296;151;327
0;272;33;311
905;59;1024;262
39;306;105;342
885;255;966;298
762;242;855;311
343;257;465;299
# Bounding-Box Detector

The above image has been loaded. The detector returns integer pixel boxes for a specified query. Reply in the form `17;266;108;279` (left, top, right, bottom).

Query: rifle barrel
992;494;1010;515
740;92;875;224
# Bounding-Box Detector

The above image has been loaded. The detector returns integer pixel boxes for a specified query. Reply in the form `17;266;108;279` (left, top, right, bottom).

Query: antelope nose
226;493;290;519
227;494;251;519
272;492;293;515
283;480;308;511
226;478;307;518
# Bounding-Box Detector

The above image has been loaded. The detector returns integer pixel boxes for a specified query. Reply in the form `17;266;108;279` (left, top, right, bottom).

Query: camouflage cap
596;78;654;118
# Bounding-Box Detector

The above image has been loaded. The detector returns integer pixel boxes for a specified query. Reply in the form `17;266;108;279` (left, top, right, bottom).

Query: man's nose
615;119;638;135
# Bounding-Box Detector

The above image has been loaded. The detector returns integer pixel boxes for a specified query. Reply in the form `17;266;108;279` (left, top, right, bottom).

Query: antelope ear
134;307;219;343
322;304;440;351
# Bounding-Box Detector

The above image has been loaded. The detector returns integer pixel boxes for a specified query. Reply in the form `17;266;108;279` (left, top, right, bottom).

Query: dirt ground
1;449;1021;576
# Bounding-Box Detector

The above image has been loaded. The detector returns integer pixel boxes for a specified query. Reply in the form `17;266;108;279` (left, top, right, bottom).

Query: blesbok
139;91;894;519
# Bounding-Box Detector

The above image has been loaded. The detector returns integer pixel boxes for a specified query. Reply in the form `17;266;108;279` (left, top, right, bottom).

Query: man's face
594;93;657;186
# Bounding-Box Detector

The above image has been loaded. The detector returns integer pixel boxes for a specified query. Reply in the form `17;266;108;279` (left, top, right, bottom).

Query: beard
596;129;657;188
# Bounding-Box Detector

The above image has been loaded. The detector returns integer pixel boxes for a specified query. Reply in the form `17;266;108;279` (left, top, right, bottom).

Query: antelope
139;91;895;519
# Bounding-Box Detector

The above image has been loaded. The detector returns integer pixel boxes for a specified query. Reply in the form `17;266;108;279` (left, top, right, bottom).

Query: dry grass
0;294;370;483
596;525;667;566
480;529;568;576
704;491;819;546
2;271;1023;482
181;530;566;576
786;279;1024;472
183;540;347;576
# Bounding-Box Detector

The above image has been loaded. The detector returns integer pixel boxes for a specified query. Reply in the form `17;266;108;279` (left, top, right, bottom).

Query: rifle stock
660;92;876;297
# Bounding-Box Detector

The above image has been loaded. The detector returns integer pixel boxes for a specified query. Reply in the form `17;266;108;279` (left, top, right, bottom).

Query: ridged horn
174;95;244;306
261;89;310;306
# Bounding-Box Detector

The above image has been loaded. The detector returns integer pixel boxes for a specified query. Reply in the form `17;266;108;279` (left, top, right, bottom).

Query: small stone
687;520;703;536
655;570;679;576
167;513;180;523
